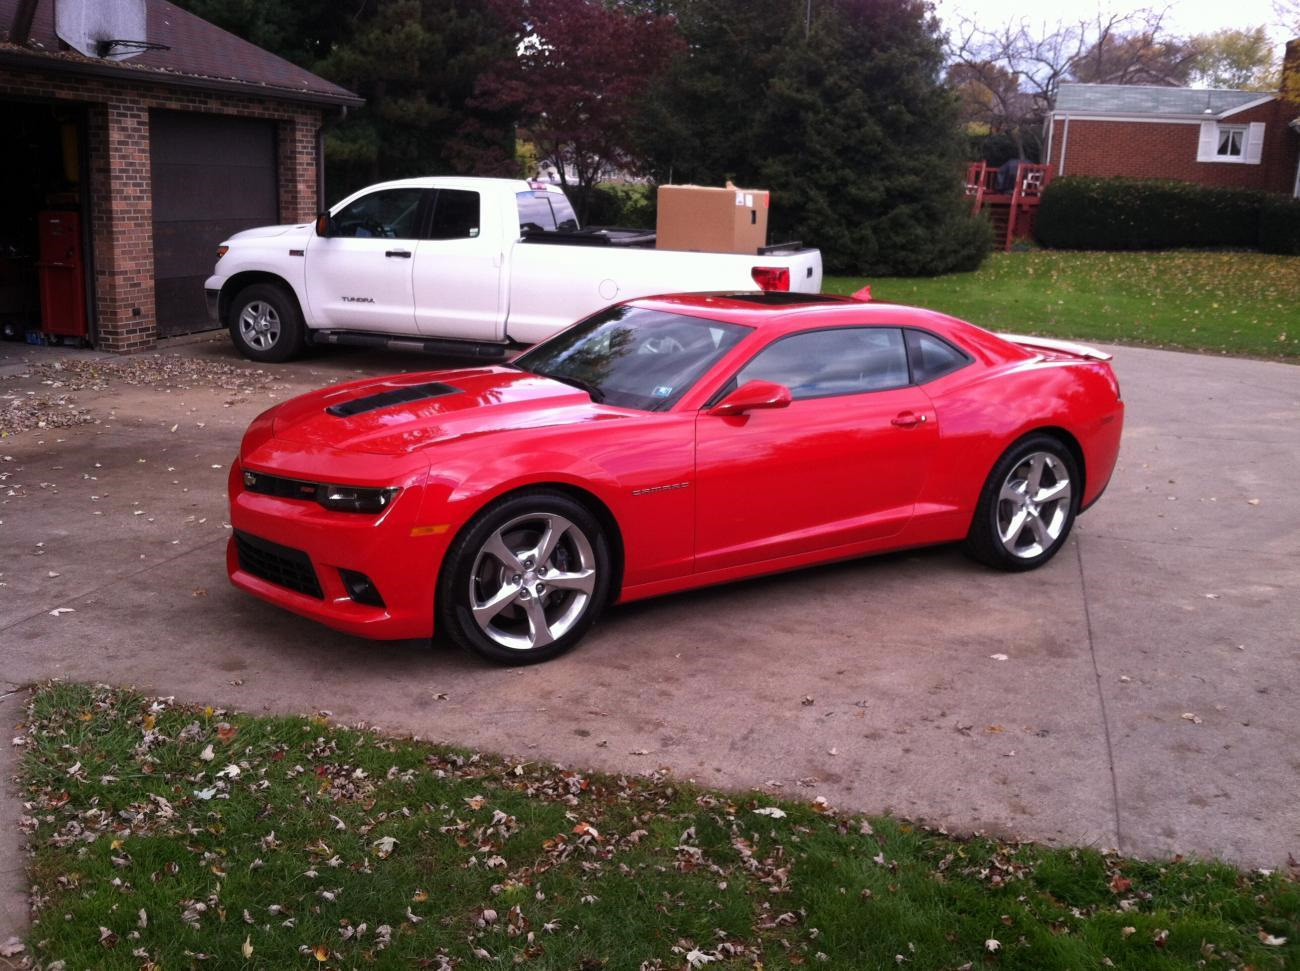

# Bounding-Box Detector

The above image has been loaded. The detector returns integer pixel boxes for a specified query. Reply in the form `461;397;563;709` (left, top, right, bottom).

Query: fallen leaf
0;937;24;957
199;744;215;762
753;807;787;819
1181;712;1203;725
48;607;75;617
1258;932;1287;946
242;935;253;958
989;653;1009;661
372;835;398;859
985;939;1001;953
1109;874;1132;893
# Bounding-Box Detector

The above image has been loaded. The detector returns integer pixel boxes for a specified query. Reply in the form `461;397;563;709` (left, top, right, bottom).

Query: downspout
1043;113;1054;168
1059;114;1071;176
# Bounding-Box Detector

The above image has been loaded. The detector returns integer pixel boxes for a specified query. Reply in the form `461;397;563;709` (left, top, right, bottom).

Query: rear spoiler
996;333;1113;362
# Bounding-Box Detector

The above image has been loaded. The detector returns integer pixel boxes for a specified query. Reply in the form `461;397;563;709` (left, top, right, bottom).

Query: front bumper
226;457;452;640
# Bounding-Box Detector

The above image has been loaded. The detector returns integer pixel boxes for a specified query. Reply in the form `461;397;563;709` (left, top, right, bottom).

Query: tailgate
771;249;822;293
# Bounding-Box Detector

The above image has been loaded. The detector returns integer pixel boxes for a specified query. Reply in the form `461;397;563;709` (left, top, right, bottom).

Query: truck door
304;187;425;332
412;188;505;341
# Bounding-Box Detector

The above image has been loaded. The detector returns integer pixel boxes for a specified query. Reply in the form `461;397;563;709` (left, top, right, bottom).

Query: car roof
629;292;969;334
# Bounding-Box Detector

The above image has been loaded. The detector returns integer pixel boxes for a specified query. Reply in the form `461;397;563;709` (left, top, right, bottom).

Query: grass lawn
13;684;1298;970
825;250;1300;362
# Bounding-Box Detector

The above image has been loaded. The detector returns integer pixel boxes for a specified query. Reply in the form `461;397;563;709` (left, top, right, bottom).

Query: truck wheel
228;283;305;363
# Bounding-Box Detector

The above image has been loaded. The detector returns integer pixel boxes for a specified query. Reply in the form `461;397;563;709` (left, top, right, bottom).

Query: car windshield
513;306;750;411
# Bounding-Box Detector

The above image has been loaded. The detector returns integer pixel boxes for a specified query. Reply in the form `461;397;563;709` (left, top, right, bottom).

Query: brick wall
0;66;322;352
1047;100;1300;197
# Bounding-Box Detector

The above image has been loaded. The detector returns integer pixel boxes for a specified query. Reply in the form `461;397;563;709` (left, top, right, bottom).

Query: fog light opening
339;569;385;608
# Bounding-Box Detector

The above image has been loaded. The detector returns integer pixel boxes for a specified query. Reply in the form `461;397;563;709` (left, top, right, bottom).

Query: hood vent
326;381;460;417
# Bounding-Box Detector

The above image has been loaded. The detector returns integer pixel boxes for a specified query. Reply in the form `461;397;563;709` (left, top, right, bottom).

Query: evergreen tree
171;0;516;200
637;0;990;276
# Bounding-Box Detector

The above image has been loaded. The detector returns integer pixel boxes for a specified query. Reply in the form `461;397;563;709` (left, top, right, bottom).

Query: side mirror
314;212;334;237
709;379;793;417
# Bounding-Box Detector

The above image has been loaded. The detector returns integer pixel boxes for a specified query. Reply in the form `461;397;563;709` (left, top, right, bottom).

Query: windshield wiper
542;373;605;403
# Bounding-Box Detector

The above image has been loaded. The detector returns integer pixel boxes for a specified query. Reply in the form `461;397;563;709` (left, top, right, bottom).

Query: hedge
1259;196;1300;255
1034;176;1300;254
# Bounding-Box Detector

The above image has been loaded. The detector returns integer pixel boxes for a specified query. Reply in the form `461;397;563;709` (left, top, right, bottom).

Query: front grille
234;530;323;599
242;469;320;502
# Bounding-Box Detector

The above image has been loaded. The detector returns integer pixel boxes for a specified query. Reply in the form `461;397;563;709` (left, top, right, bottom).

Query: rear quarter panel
917;357;1123;534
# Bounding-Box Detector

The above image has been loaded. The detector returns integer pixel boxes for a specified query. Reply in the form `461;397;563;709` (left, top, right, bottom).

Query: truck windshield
514;306;750;412
516;190;580;233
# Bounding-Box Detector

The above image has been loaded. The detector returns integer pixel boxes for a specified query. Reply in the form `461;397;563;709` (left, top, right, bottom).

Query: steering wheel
638;336;686;355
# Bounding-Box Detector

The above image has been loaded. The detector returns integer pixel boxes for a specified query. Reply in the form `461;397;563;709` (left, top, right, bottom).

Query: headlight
241;469;399;513
318;485;399;513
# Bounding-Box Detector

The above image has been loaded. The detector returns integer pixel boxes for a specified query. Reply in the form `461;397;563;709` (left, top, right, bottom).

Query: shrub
1258;196;1300;255
1035;177;1271;250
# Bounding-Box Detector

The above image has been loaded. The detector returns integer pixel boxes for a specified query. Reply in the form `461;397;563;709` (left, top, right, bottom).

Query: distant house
1044;39;1300;199
0;0;361;352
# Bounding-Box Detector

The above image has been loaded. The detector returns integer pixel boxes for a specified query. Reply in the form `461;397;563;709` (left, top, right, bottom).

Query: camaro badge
632;481;690;496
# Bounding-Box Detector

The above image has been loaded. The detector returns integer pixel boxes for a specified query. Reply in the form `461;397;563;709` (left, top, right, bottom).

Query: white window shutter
1245;122;1265;164
1196;121;1218;162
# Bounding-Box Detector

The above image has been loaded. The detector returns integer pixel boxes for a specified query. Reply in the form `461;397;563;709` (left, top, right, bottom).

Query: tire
964;434;1080;571
437;490;612;664
227;283;305;363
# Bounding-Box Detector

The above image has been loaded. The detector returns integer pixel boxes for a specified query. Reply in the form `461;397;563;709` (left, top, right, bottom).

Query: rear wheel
437;491;612;664
964;434;1079;571
227;283;305;363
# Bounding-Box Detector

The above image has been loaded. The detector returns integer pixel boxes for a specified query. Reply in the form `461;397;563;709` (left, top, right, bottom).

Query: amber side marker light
216;245;229;260
410;524;450;537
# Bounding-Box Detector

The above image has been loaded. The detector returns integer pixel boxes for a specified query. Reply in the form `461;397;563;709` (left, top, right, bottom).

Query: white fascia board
1218;95;1278;118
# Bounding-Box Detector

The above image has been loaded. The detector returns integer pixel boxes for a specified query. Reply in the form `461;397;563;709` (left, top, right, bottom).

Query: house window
1216;126;1245;158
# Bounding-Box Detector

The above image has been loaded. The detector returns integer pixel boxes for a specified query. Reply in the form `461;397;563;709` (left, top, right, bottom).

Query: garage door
150;111;278;336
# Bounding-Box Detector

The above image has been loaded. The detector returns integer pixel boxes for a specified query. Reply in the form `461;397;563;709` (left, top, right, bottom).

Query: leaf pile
14;683;1299;969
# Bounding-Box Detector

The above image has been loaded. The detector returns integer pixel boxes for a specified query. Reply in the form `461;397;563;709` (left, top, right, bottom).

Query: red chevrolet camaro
228;292;1123;663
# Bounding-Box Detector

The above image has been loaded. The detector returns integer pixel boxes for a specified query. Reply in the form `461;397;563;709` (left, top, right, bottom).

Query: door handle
385;249;412;259
891;411;927;428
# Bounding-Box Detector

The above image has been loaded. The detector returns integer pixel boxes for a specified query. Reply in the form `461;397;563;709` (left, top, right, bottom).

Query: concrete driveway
1;332;1297;933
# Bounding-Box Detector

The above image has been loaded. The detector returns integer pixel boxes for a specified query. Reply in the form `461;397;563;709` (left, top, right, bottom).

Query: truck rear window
516;190;579;234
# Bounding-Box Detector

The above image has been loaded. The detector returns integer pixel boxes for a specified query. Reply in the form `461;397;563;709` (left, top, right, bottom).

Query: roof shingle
0;0;360;106
1055;83;1271;117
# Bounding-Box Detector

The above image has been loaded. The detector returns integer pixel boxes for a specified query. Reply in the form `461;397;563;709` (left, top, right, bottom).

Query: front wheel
964;435;1079;571
227;283;305;363
437;491;612;664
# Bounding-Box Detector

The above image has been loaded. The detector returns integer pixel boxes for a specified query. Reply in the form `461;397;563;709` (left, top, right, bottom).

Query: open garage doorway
0;100;91;346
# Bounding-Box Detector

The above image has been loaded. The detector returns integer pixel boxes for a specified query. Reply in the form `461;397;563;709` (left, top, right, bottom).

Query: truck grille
234;530;323;599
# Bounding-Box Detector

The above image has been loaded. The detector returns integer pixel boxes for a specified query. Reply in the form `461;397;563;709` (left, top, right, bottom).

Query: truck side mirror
314;212;334;237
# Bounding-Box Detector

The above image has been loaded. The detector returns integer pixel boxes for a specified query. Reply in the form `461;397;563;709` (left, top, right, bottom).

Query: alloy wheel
996;451;1073;559
469;512;597;651
238;300;281;350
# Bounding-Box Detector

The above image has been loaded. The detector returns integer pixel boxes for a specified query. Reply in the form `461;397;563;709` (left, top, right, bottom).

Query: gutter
0;47;364;108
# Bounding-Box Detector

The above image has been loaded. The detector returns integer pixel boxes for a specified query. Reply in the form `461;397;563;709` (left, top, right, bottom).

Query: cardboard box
655;184;770;254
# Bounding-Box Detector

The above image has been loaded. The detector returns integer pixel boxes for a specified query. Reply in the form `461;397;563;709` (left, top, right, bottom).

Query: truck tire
227;283;305;363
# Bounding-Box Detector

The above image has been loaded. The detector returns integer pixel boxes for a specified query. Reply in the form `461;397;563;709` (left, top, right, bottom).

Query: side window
332;188;424;239
905;330;971;384
429;189;481;240
736;328;909;400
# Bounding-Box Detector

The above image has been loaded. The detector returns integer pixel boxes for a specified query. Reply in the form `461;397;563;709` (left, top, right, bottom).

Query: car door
694;326;939;573
304;186;426;332
412;188;506;341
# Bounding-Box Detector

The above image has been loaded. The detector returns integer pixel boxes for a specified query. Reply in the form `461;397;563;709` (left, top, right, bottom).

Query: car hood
270;367;627;455
227;223;311;241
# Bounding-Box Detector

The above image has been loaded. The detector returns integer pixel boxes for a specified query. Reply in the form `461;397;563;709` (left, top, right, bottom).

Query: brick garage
0;0;360;353
1046;40;1300;198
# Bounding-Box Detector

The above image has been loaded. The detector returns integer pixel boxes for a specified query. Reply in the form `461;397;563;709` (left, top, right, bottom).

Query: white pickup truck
204;176;823;362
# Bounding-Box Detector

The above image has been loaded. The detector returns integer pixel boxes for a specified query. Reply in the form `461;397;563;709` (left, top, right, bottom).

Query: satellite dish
55;0;159;62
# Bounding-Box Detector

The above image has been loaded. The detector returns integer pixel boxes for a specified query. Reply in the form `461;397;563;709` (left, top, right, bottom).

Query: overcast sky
932;0;1297;53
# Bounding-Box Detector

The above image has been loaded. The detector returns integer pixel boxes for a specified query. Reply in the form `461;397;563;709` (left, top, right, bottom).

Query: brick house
0;0;361;352
1044;39;1300;199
